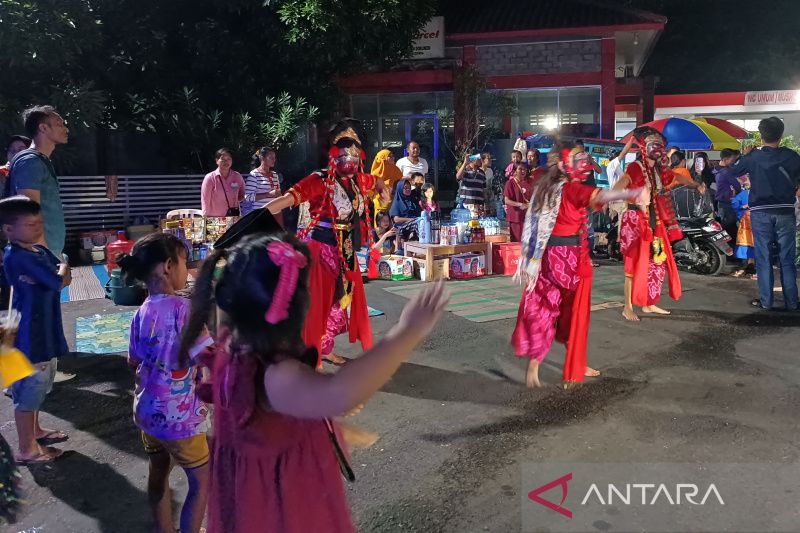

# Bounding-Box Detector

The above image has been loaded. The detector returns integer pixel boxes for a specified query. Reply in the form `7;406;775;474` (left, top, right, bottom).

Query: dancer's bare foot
622;306;640;321
526;359;543;388
323;353;349;365
642;305;671;315
585;367;601;378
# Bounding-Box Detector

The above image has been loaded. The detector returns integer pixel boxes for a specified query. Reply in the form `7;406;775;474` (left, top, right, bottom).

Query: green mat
75;311;135;354
382;270;624;323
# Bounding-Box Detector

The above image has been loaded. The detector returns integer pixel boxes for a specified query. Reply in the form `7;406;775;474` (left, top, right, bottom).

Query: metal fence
61;174;204;249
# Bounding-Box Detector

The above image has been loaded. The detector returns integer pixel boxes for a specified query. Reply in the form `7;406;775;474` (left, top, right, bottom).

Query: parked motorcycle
671;214;732;276
602;213;732;276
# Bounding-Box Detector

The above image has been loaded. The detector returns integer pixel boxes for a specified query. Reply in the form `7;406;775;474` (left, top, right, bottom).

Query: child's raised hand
396;281;449;340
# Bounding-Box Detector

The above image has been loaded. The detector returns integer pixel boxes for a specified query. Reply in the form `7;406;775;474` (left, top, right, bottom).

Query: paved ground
2;263;799;532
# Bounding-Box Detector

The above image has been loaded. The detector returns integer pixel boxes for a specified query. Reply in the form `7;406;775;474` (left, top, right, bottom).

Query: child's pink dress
206;348;354;533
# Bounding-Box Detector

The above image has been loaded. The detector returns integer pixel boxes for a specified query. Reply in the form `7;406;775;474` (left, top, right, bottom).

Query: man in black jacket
733;117;800;310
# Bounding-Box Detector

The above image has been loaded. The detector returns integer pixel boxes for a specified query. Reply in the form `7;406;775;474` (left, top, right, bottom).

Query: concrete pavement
2;264;799;532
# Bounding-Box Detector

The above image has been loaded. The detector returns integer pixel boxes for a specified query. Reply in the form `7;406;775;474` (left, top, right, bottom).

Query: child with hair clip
118;232;213;533
179;233;449;533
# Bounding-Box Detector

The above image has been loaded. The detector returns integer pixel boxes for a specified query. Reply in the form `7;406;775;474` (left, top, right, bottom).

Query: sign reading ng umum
744;90;799;106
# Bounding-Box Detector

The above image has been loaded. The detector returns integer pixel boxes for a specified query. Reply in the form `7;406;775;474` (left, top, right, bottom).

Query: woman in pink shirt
201;148;245;217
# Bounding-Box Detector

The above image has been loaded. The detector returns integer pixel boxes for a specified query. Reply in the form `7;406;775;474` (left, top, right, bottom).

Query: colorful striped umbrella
689;117;749;139
622;117;741;150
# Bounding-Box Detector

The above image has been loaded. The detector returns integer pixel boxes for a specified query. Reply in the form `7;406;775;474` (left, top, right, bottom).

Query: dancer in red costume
265;120;389;365
613;127;705;322
512;147;641;388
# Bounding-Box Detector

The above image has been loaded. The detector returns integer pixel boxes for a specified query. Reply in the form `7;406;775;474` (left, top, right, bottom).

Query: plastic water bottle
418;211;431;244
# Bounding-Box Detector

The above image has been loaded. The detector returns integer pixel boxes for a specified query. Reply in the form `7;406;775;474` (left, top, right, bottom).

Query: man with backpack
732;117;800;311
8;105;69;258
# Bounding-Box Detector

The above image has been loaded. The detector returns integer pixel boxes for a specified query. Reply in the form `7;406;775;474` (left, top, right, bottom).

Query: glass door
403;114;439;188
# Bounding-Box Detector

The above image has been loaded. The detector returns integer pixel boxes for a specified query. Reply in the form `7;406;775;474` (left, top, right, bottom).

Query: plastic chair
166;209;203;220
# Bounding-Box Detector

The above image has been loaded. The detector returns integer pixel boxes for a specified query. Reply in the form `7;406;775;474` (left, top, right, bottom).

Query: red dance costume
512;182;600;383
287;170;376;362
206;348;355;533
618;161;682;307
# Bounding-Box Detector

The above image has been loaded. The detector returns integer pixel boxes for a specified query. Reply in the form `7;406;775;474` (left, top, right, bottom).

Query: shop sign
413;16;444;59
744;90;799;106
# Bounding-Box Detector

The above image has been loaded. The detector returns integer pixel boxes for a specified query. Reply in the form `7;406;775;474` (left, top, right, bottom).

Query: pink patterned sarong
512;245;581;361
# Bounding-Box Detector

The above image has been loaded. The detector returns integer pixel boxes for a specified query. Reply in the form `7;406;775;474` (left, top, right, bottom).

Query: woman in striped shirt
243;147;282;217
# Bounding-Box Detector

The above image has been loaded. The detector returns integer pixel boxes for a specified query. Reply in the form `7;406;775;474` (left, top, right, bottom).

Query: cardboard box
377;255;414;281
449;252;486;279
413;258;450;282
492;242;521;276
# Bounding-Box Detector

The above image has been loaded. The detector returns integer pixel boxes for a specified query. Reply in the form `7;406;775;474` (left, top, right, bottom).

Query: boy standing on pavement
0;196;70;464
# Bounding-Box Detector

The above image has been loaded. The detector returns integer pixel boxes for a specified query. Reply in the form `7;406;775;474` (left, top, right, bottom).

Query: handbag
217;175;241;217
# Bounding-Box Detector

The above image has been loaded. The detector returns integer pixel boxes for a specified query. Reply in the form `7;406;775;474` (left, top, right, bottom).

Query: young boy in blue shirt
0;196;70;464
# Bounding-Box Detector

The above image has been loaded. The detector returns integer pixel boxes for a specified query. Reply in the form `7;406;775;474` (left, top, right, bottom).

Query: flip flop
15;450;61;465
36;430;69;445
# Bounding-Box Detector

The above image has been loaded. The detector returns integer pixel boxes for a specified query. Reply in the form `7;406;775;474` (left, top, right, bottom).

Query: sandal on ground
322;356;350;366
36;430;69;445
15;449;62;465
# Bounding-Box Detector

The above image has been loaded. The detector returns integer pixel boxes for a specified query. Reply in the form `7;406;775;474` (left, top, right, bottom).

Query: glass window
351;95;379;160
517;89;559;132
513;87;600;138
558;87;600;138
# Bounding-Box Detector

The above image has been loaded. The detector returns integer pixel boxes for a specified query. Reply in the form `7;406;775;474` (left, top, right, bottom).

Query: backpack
4;148;53;199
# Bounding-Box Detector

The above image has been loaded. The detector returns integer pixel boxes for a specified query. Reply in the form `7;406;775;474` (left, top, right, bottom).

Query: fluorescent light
544;116;559;130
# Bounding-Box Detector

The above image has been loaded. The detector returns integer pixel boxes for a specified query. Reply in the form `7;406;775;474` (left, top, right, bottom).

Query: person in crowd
573;140;602;186
369;149;403;224
390;180;422;245
456;154;487;217
731;176;755;278
795;196;800;269
264;120;389;366
605;138;635;228
574;140;604;262
120;232;212;533
713;148;743;244
504;162;533;242
1;135;31;194
8;106;68;257
505;150;523;180
371;212;397;255
481;152;495;214
731;116;800;311
409;171;425;192
200;148;245;217
419;183;439;215
527;149;546;185
242;147;282;217
0;136;32;308
692;152;716;198
513;132;528;155
668;146;681;158
0;196;70;464
513;149;640;388
614;127;704;321
177;233;447;532
395;141;429;180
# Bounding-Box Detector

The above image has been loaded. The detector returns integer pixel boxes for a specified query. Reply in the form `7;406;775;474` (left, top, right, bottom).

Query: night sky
614;0;800;93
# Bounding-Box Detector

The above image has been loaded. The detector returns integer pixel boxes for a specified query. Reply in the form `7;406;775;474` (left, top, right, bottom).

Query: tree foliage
0;0;435;171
